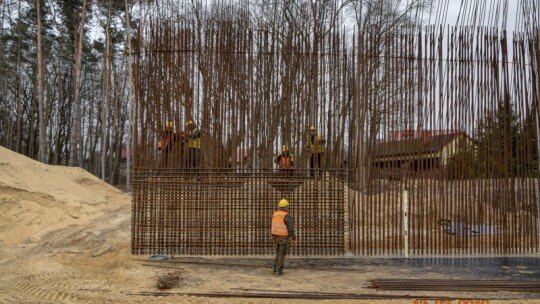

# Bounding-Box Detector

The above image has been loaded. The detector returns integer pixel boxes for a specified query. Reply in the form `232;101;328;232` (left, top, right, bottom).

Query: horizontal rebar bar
127;291;452;300
369;279;540;292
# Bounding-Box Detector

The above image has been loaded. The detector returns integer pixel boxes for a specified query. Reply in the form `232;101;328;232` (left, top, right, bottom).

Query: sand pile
0;146;130;247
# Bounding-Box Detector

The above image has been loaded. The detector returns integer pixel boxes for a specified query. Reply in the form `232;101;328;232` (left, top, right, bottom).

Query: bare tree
101;0;112;180
68;0;88;167
350;0;434;191
36;0;45;163
124;0;134;191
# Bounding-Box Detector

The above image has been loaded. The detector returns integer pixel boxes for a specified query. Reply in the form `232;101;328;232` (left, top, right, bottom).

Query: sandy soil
1;145;539;304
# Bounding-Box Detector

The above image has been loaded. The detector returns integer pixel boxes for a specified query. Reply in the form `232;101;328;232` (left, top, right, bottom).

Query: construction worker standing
275;145;294;177
158;122;175;167
183;120;201;174
307;126;325;177
271;199;297;276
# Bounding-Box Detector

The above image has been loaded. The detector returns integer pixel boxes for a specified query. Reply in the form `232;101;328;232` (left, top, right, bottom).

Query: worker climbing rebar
307;126;325;178
183;119;201;175
275;145;294;177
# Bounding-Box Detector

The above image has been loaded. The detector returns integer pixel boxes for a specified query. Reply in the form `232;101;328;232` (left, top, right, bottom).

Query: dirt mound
0;146;130;247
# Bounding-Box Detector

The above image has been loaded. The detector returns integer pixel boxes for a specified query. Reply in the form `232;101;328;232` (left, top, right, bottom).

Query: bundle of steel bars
369;279;540;292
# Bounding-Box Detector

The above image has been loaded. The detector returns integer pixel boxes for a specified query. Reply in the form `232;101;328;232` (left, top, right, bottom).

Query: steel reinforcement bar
132;168;347;255
133;9;540;256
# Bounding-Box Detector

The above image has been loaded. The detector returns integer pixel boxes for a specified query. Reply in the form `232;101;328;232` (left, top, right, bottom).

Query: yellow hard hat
309;126;315;131
282;145;288;152
166;122;173;129
278;199;289;208
185;120;193;127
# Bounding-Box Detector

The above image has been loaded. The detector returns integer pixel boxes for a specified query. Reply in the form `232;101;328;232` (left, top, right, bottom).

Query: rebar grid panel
132;168;346;255
348;27;540;255
133;10;540;256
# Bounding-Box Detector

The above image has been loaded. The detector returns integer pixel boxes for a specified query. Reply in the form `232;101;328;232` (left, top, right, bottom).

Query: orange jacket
158;130;174;151
275;152;294;168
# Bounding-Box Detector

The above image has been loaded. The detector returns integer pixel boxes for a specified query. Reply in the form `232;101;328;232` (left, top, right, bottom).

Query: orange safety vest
158;134;172;150
271;210;289;236
279;155;292;168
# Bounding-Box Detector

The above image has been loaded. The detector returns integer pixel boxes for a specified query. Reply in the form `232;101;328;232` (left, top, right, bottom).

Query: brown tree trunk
15;0;23;153
69;0;88;167
36;0;46;163
124;0;134;191
101;0;112;180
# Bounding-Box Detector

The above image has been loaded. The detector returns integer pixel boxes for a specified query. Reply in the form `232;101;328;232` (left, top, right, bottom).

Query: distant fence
132;18;540;255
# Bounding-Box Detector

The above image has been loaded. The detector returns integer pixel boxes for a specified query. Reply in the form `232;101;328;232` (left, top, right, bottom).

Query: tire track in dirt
0;271;70;303
0;262;87;303
0;226;88;267
3;279;81;303
0;293;53;304
0;206;130;303
0;208;128;268
0;268;120;304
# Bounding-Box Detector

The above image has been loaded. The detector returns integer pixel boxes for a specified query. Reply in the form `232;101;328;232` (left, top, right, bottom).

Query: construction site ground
1;146;540;304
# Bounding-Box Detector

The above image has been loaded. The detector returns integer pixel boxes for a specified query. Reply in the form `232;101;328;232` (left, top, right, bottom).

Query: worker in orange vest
271;198;297;276
274;145;294;177
157;122;176;167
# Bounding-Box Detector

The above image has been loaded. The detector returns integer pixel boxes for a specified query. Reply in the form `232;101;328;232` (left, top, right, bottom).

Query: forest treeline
1;0;435;186
1;0;539;190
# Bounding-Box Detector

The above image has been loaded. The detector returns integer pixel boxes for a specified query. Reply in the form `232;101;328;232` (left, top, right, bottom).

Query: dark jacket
281;207;296;241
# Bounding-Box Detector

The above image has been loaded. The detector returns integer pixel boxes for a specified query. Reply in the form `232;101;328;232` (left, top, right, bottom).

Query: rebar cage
132;13;540;256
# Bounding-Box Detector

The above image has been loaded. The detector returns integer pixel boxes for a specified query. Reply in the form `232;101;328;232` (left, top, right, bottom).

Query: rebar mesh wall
132;12;540;255
132;169;345;255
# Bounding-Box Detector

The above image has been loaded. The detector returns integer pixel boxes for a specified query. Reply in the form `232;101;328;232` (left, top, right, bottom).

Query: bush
155;269;185;290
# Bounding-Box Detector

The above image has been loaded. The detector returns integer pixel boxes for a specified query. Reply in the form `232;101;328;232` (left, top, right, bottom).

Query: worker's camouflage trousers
272;236;291;275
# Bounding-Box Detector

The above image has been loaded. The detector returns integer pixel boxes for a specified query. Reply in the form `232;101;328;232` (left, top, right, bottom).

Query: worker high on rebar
157;122;179;167
307;126;325;178
275;145;294;177
183;119;201;174
271;199;297;276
